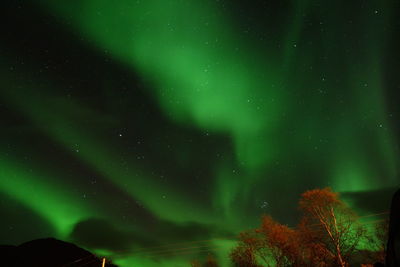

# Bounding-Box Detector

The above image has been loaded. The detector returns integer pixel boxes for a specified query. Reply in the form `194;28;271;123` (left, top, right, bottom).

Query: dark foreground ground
0;238;117;267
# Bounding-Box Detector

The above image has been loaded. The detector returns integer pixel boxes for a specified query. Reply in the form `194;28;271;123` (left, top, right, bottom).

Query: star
261;201;269;209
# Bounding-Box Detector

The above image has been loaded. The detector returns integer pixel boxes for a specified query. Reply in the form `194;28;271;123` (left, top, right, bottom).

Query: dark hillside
0;238;117;267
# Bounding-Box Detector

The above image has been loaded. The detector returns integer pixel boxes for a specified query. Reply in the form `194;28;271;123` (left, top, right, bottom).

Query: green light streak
0;158;94;236
0;75;213;225
37;0;286;221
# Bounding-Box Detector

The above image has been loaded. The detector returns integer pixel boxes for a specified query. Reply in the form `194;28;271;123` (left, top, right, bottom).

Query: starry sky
0;0;399;266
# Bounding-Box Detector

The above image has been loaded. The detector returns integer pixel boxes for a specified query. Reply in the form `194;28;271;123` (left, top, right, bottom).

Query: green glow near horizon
96;238;236;267
0;157;95;236
0;73;213;225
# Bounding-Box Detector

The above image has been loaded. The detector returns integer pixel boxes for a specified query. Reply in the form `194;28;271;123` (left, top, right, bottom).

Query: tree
230;244;261;267
297;218;333;267
257;216;301;267
230;188;372;267
374;218;389;263
190;255;220;267
190;260;202;267
230;216;300;267
204;255;219;267
230;231;265;267
360;217;389;265
298;188;365;267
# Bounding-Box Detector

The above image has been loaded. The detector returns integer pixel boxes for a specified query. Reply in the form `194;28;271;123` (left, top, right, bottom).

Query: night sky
1;0;399;266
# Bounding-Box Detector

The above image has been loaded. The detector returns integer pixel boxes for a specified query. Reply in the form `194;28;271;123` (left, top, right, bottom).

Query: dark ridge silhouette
386;188;400;267
0;238;118;267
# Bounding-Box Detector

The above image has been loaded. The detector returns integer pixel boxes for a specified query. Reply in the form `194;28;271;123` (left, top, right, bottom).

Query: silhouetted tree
386;188;400;267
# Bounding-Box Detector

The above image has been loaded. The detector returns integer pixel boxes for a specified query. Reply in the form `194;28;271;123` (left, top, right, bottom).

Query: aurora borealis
0;0;399;266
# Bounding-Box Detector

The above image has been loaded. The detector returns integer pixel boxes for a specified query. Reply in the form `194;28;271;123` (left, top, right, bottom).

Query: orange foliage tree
190;255;219;267
190;260;202;267
230;188;370;267
230;216;301;267
230;231;264;267
204;255;219;267
257;216;301;266
298;188;365;267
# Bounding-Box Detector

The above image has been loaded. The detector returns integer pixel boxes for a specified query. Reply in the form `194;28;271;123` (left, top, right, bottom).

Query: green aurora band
0;78;213;225
0;0;399;266
0;157;96;235
37;0;398;208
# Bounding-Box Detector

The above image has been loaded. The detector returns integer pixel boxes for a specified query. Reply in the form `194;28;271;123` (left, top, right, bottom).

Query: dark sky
0;0;399;266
